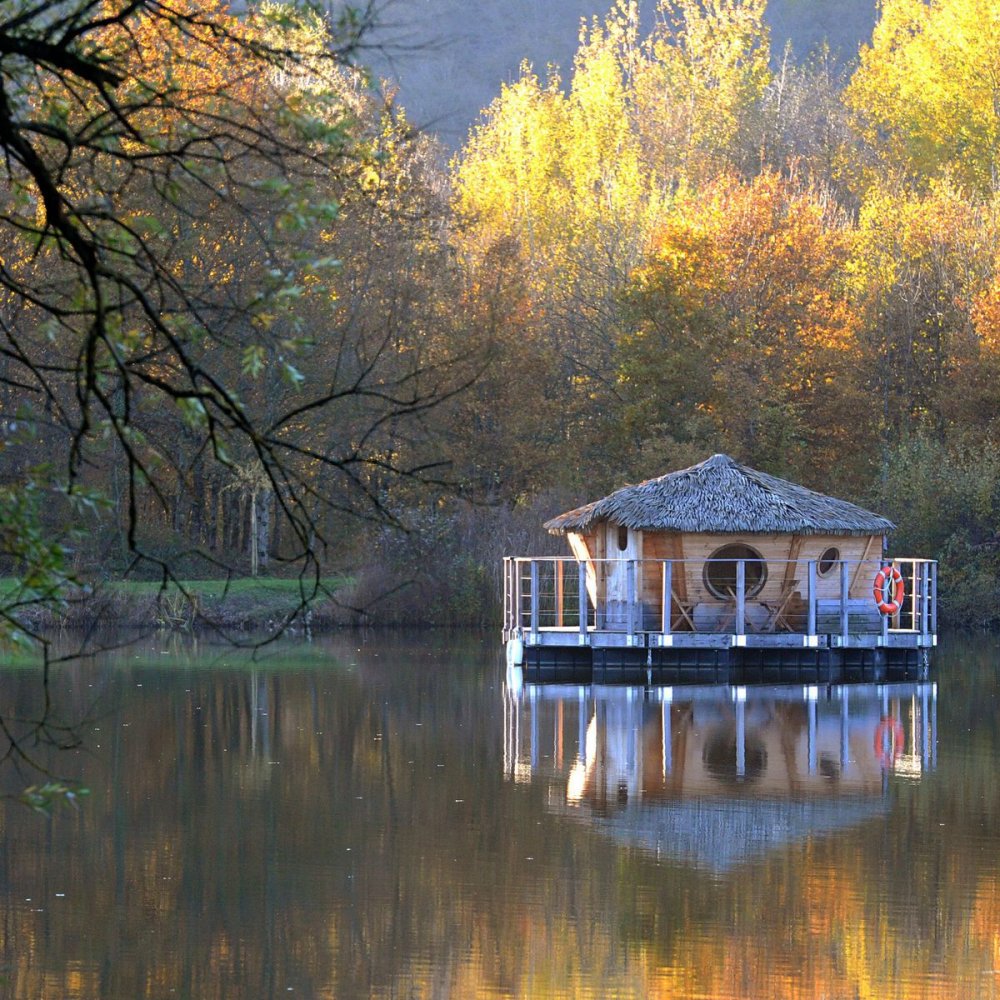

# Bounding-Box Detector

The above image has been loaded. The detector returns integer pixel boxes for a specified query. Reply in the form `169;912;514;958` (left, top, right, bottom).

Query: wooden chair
670;591;696;631
763;581;800;633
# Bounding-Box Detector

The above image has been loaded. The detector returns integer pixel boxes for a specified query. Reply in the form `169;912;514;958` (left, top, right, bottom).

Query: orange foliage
973;269;1000;353
620;170;863;486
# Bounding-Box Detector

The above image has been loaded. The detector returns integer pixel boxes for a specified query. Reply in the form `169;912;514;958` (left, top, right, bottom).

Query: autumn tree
0;0;485;798
847;179;997;445
632;0;772;185
614;171;862;488
0;0;479;606
846;0;1000;194
453;4;662;375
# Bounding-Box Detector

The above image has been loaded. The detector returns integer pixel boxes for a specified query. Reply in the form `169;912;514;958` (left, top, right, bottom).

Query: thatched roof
544;454;894;536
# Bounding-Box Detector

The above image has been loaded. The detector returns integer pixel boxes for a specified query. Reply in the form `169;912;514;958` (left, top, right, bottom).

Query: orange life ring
874;716;904;768
872;564;905;615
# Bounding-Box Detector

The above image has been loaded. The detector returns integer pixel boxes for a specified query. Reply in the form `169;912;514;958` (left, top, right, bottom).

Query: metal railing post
881;560;890;643
555;559;564;628
507;559;521;628
921;561;931;638
515;559;524;630
503;558;509;632
662;561;672;636
596;559;605;630
840;560;850;641
578;560;588;637
530;560;539;635
735;560;745;637
931;562;938;636
627;559;637;639
807;561;817;637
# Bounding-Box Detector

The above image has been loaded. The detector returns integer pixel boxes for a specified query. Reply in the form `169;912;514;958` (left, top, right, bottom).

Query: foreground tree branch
0;0;477;793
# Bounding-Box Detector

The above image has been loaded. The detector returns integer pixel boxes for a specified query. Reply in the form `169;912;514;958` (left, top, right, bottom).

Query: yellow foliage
451;0;770;308
846;0;1000;193
636;0;771;183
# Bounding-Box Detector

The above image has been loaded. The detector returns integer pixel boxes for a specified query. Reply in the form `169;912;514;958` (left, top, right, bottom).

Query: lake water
1;631;998;999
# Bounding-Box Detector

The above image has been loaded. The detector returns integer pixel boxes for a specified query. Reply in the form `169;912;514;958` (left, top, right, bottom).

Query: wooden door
604;523;641;630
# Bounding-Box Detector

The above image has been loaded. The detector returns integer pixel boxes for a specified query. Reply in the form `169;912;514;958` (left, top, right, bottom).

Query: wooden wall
566;526;885;613
661;532;884;608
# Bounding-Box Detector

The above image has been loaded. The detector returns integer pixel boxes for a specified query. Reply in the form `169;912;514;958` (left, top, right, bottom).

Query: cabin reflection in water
503;682;936;870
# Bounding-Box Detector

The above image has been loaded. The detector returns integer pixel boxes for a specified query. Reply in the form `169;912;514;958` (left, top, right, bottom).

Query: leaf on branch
19;782;91;816
241;344;267;378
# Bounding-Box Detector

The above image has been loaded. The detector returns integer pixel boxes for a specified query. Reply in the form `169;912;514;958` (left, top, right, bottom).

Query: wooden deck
502;556;937;684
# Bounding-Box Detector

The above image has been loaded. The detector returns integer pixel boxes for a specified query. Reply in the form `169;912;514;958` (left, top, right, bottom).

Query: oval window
617;525;629;552
704;543;767;600
818;546;840;576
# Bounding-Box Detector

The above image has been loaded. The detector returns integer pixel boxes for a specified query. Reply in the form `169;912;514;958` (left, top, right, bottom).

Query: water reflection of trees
0;635;997;998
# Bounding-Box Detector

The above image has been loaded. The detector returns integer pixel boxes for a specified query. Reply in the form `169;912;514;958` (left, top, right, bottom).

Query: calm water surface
1;631;999;999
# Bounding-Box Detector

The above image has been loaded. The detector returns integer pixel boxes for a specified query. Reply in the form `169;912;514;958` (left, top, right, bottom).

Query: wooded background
2;0;999;630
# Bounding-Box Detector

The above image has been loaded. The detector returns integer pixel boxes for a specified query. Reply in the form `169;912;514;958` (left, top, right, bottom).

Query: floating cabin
502;454;937;684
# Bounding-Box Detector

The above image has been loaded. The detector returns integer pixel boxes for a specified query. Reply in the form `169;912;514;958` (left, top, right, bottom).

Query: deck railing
503;557;937;640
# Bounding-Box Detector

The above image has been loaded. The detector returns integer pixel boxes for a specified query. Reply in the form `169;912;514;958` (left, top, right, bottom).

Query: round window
817;546;840;576
704;543;767;600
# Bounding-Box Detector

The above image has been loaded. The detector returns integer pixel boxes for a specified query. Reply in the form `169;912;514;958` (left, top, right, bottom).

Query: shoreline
12;580;342;634
9;577;491;634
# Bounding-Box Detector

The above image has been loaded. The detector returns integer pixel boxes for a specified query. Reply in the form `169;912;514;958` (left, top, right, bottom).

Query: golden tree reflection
0;637;996;998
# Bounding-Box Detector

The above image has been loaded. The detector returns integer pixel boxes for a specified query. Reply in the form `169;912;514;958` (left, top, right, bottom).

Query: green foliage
18;782;90;817
0;478;99;645
877;436;1000;628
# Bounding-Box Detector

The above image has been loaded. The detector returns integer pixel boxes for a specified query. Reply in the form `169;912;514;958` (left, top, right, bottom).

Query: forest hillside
368;0;878;144
2;0;999;634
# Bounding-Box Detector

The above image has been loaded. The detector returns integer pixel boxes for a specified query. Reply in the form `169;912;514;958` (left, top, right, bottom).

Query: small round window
704;543;767;600
817;546;840;576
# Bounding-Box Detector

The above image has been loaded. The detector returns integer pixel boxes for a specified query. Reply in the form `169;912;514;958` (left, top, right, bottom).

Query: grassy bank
5;577;351;633
0;495;567;634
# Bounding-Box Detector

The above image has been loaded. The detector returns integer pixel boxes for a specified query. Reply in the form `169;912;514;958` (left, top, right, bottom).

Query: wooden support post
578;561;588;636
555;561;564;628
840;560;850;641
662;561;672;636
530;560;539;635
735;560;746;636
807;561;817;637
